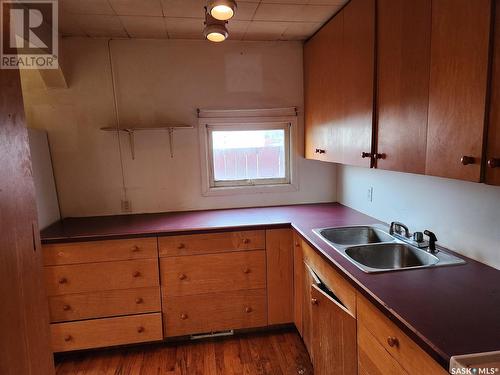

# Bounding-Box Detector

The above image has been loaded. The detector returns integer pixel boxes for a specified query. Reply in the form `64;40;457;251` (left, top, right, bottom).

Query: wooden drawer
160;250;266;296
45;259;159;296
158;230;265;257
358;322;408;375
357;294;447;375
43;237;158;266
48;287;161;322
302;240;357;315
163;289;267;337
51;313;163;352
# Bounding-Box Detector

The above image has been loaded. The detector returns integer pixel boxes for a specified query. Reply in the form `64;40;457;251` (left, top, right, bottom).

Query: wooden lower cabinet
311;284;357;375
293;232;304;336
51;313;163;352
163;289;267;337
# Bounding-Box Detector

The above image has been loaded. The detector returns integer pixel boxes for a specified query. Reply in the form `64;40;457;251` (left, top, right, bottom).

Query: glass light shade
207;31;226;42
210;4;234;21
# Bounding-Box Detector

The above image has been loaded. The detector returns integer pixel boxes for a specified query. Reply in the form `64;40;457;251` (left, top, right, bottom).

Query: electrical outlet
367;187;373;202
121;199;131;213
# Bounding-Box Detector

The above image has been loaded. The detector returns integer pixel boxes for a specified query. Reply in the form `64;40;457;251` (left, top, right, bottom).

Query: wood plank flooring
54;329;313;375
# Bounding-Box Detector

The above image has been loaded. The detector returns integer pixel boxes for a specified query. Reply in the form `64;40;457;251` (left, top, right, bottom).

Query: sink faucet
389;221;410;238
424;230;438;254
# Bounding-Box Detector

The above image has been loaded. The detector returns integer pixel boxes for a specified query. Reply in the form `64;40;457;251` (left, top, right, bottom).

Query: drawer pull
245;306;253;313
311;298;319;305
131;245;141;252
178;273;187;280
461;156;476;166
64;335;72;342
59;277;68;284
135;297;143;304
243;268;251;274
137;326;145;333
133;271;141;278
387;336;399;347
295;242;300;248
62;304;71;311
180;313;188;320
243;238;250;244
488;158;500;168
177;243;185;249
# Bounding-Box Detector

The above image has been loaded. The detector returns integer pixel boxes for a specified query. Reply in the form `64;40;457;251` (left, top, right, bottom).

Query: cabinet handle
131;245;141;252
243;268;251;274
374;153;386;160
387;336;399;347
361;152;372;159
311;298;319;305
178;273;187;280
135;297;143;304
64;335;72;342
315;148;326;154
137;326;145;333
177;243;185;249
245;306;253;313
461;156;476;166
487;158;500;168
133;271;141;278
243;238;250;244
59;277;68;284
62;304;71;311
180;313;188;320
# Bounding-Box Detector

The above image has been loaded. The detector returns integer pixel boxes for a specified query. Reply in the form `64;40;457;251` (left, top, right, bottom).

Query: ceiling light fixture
207;0;237;21
203;12;229;42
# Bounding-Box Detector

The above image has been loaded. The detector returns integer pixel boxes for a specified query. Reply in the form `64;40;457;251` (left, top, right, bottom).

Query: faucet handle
423;230;438;253
413;232;424;243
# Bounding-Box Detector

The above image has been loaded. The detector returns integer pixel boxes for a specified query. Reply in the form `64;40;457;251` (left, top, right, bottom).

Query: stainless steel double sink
313;225;466;273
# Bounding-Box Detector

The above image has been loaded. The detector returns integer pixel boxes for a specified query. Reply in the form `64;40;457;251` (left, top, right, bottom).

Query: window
207;123;291;187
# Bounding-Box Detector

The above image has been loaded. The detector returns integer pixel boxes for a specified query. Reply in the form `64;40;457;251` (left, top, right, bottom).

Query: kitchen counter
41;202;500;370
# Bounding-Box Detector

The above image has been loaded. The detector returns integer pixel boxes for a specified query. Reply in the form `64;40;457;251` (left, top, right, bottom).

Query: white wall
337;165;500;269
20;37;336;217
27;128;61;229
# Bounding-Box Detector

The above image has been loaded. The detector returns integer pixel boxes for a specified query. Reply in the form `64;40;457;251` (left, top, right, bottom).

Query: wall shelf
101;125;193;159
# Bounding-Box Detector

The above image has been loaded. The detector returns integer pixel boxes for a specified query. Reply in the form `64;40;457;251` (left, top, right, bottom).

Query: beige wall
21;37;336;217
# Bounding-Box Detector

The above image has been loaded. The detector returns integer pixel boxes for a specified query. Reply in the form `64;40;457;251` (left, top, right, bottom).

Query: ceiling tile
109;0;164;16
227;20;250;40
76;15;128;37
60;0;115;15
165;17;204;39
281;21;321;40
232;2;258;21
308;0;347;5
300;4;341;23
161;0;205;18
120;16;168;38
59;12;88;36
260;0;308;3
253;4;304;22
244;21;290;41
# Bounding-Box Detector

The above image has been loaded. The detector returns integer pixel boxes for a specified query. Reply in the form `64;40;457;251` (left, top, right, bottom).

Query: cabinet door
0;69;55;374
304;10;343;162
486;0;500;185
375;0;431;173
302;264;317;359
426;0;491;181
293;233;304;336
310;284;357;375
339;0;375;167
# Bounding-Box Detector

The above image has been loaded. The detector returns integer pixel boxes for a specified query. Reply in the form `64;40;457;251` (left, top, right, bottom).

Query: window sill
202;183;299;197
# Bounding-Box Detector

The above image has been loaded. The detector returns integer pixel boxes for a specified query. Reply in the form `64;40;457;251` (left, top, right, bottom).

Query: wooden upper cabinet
375;0;431;174
486;0;500;186
304;0;374;166
304;10;343;162
426;0;491;182
339;0;375;167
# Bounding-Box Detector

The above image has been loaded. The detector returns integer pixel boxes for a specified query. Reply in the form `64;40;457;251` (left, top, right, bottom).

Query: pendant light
207;0;237;21
203;12;229;42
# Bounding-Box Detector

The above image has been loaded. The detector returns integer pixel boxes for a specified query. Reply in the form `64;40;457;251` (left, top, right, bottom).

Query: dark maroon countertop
41;202;500;369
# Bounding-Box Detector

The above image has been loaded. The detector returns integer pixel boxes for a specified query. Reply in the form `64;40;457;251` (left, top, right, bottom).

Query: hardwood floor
54;329;313;375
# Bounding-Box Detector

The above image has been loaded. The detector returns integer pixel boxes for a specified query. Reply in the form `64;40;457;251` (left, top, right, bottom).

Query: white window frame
198;108;298;196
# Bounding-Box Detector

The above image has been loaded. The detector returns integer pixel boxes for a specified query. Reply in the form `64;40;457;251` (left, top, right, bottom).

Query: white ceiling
59;0;348;41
